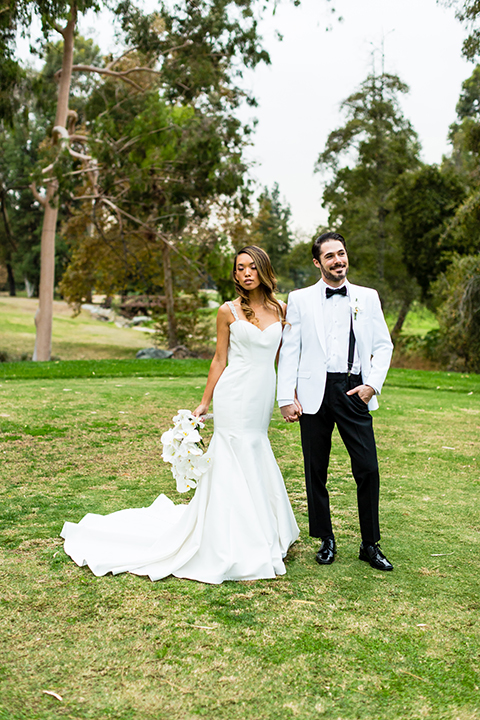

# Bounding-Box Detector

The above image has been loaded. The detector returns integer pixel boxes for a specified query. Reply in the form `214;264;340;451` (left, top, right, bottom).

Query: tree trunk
6;262;15;296
162;242;177;348
377;204;387;281
1;185;17;296
33;182;58;360
391;299;411;342
33;10;76;361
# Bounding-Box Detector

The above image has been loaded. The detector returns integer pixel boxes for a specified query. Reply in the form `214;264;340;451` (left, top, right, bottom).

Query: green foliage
0;35;105;296
432;254;480;372
393;165;467;300
0;1;26;126
32;35;103;126
450;0;480;59
284;240;319;289
115;0;271;108
316;73;421;309
447;64;480;181
250;183;294;280
153;294;215;348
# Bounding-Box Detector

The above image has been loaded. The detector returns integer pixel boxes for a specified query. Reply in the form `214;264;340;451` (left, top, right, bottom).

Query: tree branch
68;147;92;162
64;65;145;91
30;182;47;207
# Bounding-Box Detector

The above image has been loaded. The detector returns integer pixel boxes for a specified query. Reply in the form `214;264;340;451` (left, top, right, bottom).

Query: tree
0;36;102;299
284;240;319;290
250;183;294;281
4;0;298;358
393;165;466;302
316;72;421;331
428;64;480;269
446;0;480;60
432;254;480;372
58;55;253;346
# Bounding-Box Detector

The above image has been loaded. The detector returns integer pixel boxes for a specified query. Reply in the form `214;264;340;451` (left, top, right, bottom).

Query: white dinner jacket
277;279;393;414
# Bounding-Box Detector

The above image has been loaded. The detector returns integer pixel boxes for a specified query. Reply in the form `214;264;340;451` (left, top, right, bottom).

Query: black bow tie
325;286;347;299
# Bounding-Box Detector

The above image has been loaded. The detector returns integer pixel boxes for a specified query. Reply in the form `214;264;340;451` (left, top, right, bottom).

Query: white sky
235;0;472;237
17;0;473;237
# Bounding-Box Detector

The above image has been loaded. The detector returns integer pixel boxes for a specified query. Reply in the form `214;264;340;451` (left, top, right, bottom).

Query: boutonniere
350;299;363;320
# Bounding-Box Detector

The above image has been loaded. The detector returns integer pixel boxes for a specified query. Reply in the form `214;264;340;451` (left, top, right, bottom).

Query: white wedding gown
61;304;299;584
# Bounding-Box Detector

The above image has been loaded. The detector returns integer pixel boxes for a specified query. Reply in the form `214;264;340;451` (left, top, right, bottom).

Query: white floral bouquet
161;409;211;493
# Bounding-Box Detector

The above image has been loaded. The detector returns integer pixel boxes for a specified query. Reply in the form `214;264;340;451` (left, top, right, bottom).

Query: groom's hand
281;403;300;423
346;384;375;404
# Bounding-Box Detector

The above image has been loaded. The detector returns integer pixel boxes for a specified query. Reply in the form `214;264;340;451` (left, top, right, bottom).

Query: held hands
346;384;375;404
281;397;303;423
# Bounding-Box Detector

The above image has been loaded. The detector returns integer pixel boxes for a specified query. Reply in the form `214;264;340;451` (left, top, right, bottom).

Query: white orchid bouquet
161;409;211;493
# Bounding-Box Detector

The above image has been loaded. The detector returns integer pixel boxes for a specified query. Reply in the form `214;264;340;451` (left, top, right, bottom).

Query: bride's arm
192;304;231;418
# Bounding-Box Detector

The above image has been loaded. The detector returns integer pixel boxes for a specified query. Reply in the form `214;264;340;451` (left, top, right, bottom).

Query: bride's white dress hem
61;310;299;584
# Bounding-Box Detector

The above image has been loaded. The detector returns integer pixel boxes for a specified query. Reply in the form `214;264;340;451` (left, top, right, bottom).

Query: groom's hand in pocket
346;384;375;404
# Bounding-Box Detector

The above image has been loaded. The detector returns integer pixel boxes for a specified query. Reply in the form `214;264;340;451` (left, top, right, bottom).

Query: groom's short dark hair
312;232;347;261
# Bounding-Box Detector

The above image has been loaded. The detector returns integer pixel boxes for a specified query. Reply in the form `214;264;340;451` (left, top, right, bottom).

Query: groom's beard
320;261;348;284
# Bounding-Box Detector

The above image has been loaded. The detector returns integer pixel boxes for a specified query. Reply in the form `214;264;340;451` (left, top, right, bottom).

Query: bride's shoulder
218;300;239;323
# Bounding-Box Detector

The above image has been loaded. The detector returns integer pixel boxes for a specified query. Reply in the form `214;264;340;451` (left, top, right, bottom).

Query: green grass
385;302;439;337
0;368;479;718
0;357;211;380
0;295;152;360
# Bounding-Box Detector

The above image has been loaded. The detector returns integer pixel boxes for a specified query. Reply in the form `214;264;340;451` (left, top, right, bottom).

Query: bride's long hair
233;245;286;327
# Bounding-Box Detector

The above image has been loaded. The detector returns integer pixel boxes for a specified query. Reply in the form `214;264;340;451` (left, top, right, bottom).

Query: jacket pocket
297;370;311;379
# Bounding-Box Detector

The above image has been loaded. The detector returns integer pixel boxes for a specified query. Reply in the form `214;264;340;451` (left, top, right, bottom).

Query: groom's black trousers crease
299;372;380;544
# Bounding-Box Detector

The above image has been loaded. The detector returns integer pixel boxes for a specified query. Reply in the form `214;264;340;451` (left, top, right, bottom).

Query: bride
61;246;299;583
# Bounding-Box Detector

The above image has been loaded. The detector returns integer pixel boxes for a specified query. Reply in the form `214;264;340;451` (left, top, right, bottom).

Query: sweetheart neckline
230;319;281;333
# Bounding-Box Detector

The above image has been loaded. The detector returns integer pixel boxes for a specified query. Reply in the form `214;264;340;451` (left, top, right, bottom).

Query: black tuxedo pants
299;372;380;544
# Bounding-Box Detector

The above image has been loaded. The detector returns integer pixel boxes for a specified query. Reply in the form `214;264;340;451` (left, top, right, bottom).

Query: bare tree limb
69;134;89;142
30;182;47;207
105;47;141;70
68;147;92;162
118;124;174;153
61;65;145;91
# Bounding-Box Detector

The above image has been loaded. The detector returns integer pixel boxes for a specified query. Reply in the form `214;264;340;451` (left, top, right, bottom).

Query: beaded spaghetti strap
227;301;239;322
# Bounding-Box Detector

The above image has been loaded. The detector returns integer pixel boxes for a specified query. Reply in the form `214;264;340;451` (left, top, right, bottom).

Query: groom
277;231;394;571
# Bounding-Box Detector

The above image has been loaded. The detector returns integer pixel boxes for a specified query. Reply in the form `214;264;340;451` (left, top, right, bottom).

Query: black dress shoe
315;538;336;565
359;542;393;571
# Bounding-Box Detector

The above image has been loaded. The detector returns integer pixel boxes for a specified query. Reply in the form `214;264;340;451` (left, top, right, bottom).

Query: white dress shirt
321;279;361;375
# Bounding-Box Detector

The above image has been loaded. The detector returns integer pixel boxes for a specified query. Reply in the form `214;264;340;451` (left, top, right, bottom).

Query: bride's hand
193;403;209;419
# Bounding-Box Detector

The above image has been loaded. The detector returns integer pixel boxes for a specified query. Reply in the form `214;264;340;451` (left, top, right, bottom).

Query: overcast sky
234;0;473;237
18;0;474;236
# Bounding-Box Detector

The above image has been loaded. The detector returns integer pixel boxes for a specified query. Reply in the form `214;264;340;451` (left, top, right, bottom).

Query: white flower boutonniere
350;298;363;320
161;409;211;493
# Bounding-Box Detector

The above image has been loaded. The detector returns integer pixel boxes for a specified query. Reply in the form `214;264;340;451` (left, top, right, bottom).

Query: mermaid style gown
61;302;299;584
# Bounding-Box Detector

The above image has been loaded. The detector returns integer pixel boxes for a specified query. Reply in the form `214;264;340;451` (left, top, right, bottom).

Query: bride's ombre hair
233;245;286;327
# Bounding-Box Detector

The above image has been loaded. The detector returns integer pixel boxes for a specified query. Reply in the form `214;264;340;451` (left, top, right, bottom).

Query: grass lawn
385;302;439;337
0;366;479;719
0;295;151;360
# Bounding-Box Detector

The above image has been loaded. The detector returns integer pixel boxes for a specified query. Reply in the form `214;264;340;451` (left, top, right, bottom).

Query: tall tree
316;72;421;330
439;64;480;256
250;183;294;281
445;0;480;60
0;36;102;299
393;165;466;302
4;0;299;358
